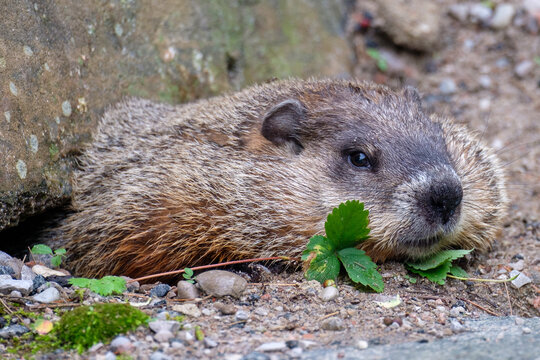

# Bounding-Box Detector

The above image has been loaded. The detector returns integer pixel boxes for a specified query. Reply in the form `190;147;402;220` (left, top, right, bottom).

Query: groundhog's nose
429;180;463;224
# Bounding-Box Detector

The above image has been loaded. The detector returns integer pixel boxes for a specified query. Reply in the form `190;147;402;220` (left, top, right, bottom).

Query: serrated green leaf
406;260;452;285
337;248;384;292
406;249;472;271
325;200;370;249
31;244;53;255
69;276;126;296
301;235;334;260
449;264;469;278
304;253;341;283
69;277;92;288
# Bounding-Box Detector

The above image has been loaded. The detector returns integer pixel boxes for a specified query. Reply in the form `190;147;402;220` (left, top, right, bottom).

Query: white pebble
255;341;287;352
490;4;515;29
318;286;339;302
510;270;531;289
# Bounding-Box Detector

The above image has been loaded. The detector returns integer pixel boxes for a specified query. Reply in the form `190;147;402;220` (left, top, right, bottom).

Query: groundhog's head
258;80;507;261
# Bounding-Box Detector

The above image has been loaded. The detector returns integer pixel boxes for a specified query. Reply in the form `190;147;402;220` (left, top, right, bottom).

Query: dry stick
0;298;26;324
447;274;518;283
248;283;300;287
130;256;298;283
319;311;339;321
458;297;499;316
504;282;513;316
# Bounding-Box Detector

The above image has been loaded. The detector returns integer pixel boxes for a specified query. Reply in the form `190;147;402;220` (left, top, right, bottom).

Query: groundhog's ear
261;99;306;154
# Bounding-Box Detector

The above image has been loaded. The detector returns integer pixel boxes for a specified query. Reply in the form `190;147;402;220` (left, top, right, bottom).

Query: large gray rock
0;0;352;233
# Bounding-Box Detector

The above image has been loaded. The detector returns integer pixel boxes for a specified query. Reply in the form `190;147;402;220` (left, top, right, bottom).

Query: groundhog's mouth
414;235;442;248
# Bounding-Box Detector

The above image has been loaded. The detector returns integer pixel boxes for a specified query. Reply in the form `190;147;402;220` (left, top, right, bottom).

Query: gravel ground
0;1;539;359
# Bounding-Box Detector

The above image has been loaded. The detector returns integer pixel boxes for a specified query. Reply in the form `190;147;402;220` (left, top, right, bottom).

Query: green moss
55;303;149;353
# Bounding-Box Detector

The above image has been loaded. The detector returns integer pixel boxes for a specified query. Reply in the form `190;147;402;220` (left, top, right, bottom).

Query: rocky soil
0;0;539;359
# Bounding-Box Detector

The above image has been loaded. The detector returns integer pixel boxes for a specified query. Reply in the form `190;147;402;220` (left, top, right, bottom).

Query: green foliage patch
405;249;472;285
69;276;127;296
31;244;66;267
301;200;384;292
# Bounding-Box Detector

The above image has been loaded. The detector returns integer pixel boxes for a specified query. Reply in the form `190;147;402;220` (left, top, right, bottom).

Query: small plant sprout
301;200;384;293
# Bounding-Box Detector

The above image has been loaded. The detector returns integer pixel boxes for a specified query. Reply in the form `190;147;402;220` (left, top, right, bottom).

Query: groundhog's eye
348;151;371;168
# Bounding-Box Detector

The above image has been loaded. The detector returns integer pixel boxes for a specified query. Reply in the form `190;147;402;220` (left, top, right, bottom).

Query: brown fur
60;79;507;278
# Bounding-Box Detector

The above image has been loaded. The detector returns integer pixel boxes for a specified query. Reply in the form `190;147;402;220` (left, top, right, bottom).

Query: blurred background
0;1;538;265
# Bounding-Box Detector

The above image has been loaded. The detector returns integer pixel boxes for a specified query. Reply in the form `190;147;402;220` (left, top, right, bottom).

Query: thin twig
458;297;499;316
130;256;298;283
319;311;339;320
248;283;300;287
447;274;518;283
504;282;513;316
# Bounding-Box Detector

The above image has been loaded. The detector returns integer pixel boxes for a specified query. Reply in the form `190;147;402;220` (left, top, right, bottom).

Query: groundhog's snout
427;179;463;225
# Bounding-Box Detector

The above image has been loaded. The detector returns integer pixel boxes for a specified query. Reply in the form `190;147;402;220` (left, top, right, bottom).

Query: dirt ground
1;1;539;358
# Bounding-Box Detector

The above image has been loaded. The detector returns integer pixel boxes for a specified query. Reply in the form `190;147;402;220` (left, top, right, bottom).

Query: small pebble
104;351;117;360
515;317;525;326
110;336;133;354
0;279;33;296
0;324;30;339
490;4;515;29
286;340;299;349
32;287;61;303
149;351;171;360
254;307;269;316
214;302;237;315
450;319;465;333
514;60;534;78
509;260;525;271
255;341;287;352
478;75;492;89
318;286;339;302
450;306;466;317
154;330;173;343
321;317;344;331
235;310;249;321
469;3;493;24
196;270;247;298
150;284;171;297
9;290;22;297
201;308;212;316
149;320;181;333
522;327;532;334
510;270;532;288
204;338;218;348
172;303;202;317
177;280;199;299
0;265;14;276
437;312;447;325
177;330;195;343
122;277;140;292
356;340;369;349
287;347;303;358
449;4;469;22
439;78;457;95
242;352;271;360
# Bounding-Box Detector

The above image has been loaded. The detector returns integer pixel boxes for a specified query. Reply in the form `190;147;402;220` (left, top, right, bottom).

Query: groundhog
60;78;507;279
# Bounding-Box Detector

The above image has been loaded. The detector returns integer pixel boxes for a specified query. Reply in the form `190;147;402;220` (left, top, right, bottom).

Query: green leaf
69;276;126;296
303;235;341;283
449;264;469;278
302;235;334;260
51;255;62;268
324;200;370;249
406;260;452;285
304;254;341;283
31;244;53;255
337;248;383;292
184;268;194;277
54;248;67;256
405;249;472;271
